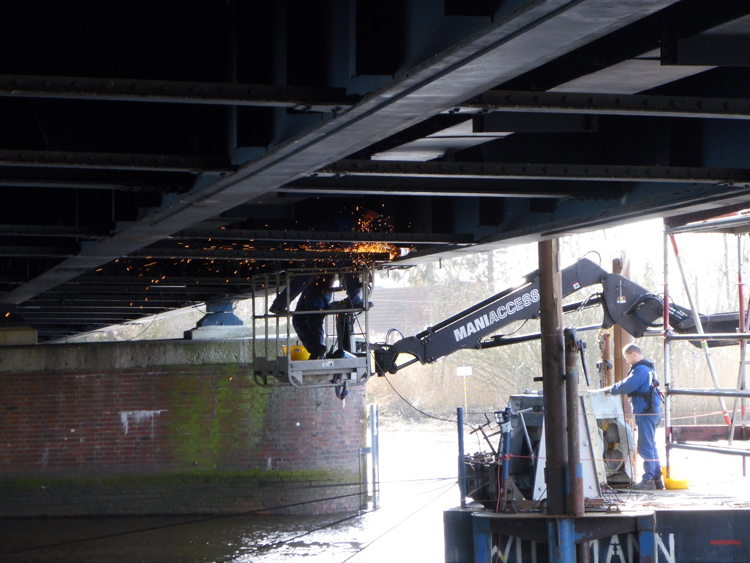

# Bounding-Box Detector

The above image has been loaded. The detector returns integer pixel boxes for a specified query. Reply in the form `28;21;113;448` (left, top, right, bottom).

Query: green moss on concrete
166;365;269;466
1;468;355;491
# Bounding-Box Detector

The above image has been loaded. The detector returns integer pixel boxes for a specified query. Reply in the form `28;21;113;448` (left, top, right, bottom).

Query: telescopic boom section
373;257;739;376
374;258;610;375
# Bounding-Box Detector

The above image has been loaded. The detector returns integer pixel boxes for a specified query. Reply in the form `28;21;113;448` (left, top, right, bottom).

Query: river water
0;420;464;563
6;417;747;562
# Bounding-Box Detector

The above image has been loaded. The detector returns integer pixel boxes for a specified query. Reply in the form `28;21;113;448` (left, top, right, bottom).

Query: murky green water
0;422;460;562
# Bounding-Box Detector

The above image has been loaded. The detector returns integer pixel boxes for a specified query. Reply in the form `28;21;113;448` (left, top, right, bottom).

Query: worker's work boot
653;478;665;490
269;304;288;316
632;479;656;491
308;344;327;360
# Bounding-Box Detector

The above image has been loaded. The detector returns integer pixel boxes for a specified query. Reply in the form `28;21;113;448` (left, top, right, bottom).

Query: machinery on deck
371;257;740;508
463;391;635;510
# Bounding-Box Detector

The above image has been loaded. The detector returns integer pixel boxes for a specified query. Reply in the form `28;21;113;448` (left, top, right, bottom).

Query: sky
377;216;746;316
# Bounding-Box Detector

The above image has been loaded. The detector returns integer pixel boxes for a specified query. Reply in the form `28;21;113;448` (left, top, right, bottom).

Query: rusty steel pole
600;332;614;387
538;239;567;516
612;257;634;424
564;327;584;518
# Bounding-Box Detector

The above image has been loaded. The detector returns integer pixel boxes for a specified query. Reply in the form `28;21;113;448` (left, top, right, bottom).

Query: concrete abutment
0;340;367;516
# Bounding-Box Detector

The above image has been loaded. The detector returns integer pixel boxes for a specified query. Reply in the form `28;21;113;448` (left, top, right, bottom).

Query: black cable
1;472;462;557
383;373;457;424
382;373;506;430
217;510;374;562
337;481;457;563
9;476;457;514
579;251;603;267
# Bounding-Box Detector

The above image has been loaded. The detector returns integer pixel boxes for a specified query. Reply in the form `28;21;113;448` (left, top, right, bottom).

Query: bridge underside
3;1;750;340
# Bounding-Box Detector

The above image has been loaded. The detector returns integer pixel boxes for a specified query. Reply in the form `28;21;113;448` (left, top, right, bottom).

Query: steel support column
564;328;584;518
539;239;567;516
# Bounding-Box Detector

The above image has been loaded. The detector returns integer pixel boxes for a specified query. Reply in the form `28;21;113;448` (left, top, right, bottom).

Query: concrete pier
0;339;367;516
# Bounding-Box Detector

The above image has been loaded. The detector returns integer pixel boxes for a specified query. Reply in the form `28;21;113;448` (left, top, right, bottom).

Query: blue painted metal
472;514;492;563
547;518;576;563
637;514;656;563
498;406;512;511
457;507;750;562
458;407;467;509
196;298;244;327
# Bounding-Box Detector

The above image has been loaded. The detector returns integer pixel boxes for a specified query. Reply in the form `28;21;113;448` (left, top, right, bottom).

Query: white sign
456;366;473;377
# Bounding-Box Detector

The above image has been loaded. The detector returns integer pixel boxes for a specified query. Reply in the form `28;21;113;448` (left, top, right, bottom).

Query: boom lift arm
373;257;737;375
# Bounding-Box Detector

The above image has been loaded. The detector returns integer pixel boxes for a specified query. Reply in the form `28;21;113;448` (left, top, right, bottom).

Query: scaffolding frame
663;215;750;475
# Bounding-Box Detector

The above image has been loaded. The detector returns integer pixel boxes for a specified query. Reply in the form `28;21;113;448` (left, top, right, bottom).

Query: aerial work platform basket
250;266;373;390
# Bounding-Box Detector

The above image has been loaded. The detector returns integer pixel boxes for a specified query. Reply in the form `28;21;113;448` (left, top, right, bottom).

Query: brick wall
0;354;368;516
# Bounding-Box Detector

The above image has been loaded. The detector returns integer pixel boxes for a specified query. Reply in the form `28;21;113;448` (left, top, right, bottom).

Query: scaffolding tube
669;234;731;425
668;389;750;398
664;220;750;476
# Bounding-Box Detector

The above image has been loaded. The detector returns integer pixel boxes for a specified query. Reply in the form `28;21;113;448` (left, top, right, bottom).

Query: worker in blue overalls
598;343;664;491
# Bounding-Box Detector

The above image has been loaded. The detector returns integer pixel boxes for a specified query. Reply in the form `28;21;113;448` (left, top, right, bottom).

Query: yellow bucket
662;467;689;489
282;345;310;361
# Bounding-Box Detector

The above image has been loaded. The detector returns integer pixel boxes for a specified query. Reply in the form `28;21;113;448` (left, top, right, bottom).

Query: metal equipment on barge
371;248;749;562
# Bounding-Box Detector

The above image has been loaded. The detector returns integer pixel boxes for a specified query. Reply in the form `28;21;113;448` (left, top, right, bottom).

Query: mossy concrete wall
0;340;368;516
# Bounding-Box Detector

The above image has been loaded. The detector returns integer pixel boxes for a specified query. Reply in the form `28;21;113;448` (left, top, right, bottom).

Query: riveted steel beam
0;150;233;173
462;89;750;120
28;292;211;302
0;246;77;257
130;247;393;262
282;180;577;198
0;179;172;192
67;276;252;288
31;284;209;294
316;159;750;185
1;0;683;305
20;311;146;320
0;75;356;112
27;319;131;326
0;225;107;238
173;228;473;245
18;304;166;311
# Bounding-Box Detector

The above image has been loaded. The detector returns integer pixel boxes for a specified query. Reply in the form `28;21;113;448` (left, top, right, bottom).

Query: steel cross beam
172;228;473;245
130;248;394;262
18;304;167;311
0;150;232;173
0;0;681;305
27;319;137;326
62;276;252;287
463;89;750;120
504;183;750;240
0;75;356;112
20;312;146;319
316;159;750;185
0;246;78;257
0;225;106;238
282;181;577;198
0;179;175;192
26;291;211;301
